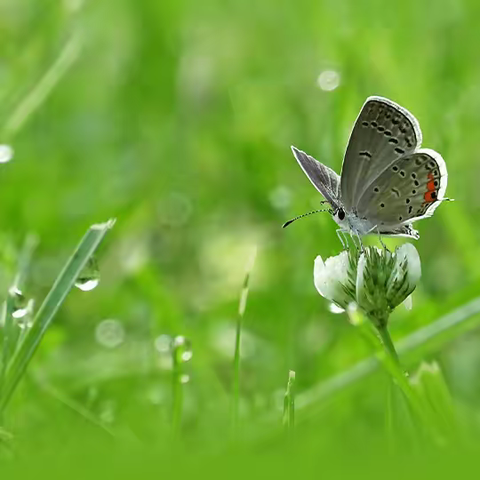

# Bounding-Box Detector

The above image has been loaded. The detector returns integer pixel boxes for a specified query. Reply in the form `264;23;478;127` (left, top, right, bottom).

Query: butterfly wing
340;96;422;212
291;146;341;209
355;148;447;228
378;224;419;239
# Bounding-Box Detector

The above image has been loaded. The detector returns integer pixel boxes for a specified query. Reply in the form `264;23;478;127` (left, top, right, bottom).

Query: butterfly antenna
282;209;330;228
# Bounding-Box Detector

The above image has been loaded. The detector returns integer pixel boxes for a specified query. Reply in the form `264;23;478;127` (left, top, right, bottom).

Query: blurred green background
2;0;480;471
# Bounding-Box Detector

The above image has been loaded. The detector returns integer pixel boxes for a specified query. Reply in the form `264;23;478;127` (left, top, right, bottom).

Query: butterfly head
333;207;345;223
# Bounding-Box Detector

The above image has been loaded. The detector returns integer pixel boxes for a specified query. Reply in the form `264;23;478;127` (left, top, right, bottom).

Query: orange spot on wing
424;172;437;203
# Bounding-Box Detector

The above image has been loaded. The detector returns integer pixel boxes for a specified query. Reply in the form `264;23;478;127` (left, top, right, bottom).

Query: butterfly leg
376;228;387;250
336;229;348;250
354;232;364;253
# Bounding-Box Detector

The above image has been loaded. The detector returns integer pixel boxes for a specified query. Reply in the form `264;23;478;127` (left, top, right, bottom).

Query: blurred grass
1;0;480;472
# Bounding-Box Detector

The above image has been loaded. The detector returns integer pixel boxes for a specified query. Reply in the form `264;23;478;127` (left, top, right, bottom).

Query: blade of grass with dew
283;370;296;437
171;336;186;438
231;246;257;438
0;291;17;391
0;234;38;389
0;219;115;414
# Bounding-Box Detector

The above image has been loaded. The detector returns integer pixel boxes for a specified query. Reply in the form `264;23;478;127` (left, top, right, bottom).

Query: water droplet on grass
76;279;99;291
329;303;345;314
9;286;29;319
181;350;193;362
403;295;413;310
75;257;100;291
173;335;193;364
0;145;14;163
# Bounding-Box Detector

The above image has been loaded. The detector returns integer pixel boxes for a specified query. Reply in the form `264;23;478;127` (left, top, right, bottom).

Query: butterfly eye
337;208;346;221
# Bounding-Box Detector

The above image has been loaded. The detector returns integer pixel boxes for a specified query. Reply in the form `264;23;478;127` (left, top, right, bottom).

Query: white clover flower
314;244;421;328
313;251;356;309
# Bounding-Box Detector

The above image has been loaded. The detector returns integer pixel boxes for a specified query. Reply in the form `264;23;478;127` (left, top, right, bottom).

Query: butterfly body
290;96;448;240
326;206;372;235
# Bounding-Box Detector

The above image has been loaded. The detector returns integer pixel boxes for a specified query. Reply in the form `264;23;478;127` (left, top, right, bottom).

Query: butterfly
284;96;449;243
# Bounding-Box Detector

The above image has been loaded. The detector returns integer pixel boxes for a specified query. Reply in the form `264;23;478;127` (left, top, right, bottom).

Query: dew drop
75;279;99;291
317;70;341;91
17;316;33;330
9;286;29;319
172;335;193;363
0;145;14;164
181;350;193;362
403;295;413;311
75;257;100;291
95;319;125;349
179;374;190;384
329;303;345;314
173;335;187;348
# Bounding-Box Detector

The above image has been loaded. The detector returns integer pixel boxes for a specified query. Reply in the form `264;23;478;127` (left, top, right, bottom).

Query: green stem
377;325;400;366
231;313;242;437
231;247;256;439
171;339;184;439
283;370;296;438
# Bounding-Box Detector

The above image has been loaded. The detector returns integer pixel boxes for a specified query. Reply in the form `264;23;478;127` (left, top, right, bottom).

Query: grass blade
33;376;114;437
171;335;190;438
0;219;115;414
2;35;81;139
0;292;17;389
1;234;39;389
231;246;257;439
283;370;296;437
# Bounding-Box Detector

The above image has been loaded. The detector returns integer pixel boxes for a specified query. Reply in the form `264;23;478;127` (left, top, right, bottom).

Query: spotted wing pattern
291;146;341;209
340;96;422;211
355;148;448;228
